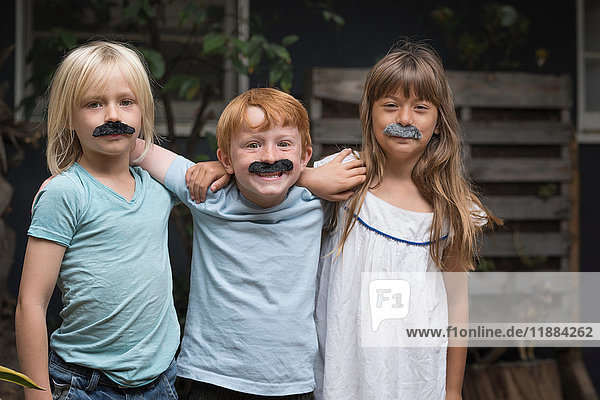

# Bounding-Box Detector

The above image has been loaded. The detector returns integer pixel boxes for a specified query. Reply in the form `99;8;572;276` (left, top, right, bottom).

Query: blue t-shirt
28;163;180;387
165;156;325;396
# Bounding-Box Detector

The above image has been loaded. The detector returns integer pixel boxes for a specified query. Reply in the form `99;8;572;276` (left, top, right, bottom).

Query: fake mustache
248;159;294;174
91;121;136;137
383;123;422;139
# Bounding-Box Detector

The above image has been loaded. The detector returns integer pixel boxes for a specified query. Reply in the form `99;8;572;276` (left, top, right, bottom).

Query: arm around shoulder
297;148;366;202
131;139;178;184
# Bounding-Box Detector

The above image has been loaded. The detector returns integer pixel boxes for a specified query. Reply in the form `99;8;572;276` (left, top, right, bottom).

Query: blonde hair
337;40;501;271
216;88;311;157
46;40;155;174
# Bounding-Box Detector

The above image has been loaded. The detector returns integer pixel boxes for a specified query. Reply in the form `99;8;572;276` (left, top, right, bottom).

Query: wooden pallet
306;68;575;272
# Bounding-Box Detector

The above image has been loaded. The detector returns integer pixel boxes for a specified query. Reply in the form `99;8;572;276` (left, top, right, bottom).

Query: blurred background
0;1;598;399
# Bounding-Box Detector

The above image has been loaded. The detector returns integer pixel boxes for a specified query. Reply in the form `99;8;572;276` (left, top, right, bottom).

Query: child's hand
298;148;366;202
185;161;230;203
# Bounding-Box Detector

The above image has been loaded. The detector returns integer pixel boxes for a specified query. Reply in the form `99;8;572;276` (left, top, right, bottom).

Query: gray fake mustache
92;121;136;137
248;159;293;174
383;123;422;139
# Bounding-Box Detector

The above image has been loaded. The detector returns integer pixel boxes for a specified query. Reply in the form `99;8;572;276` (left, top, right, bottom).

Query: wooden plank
480;232;568;257
462;121;573;145
309;69;571;110
311;118;362;143
468;158;571;182
310;68;367;103
484;196;570;220
447;71;572;109
311;119;573;146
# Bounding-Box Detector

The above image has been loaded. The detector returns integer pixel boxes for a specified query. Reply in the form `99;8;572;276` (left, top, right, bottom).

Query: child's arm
184;161;230;203
130;140;178;184
443;247;468;400
15;237;65;400
131;140;228;202
297;148;366;202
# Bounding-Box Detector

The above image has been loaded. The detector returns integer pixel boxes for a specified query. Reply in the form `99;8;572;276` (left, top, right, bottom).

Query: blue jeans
48;351;178;400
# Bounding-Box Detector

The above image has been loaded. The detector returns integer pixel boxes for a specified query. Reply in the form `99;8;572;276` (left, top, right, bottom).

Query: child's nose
397;107;412;126
105;103;120;122
261;145;278;163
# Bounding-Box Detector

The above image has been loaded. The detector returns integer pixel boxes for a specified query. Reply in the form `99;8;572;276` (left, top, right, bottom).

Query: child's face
217;106;312;208
371;90;438;163
71;69;141;162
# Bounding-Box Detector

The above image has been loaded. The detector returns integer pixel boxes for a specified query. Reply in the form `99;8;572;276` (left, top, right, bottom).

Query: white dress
314;191;449;400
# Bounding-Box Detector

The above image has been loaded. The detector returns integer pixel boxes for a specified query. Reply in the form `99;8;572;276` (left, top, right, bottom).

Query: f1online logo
369;280;411;331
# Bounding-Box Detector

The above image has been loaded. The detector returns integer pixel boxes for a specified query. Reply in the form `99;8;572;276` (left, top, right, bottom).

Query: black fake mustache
383;123;422;139
248;159;294;174
92;121;136;137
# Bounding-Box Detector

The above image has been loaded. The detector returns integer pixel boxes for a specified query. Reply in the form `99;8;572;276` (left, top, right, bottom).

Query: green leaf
262;43;276;59
269;44;291;63
163;75;201;100
177;76;201;100
178;4;195;26
230;38;247;55
0;365;44;390
280;68;293;92
231;57;247;75
203;33;227;55
281;34;299;47
247;49;263;73
268;63;284;85
332;14;345;27
139;48;166;80
247;35;265;55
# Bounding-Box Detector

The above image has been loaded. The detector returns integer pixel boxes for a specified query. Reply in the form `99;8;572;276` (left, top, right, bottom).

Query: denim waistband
49;350;169;390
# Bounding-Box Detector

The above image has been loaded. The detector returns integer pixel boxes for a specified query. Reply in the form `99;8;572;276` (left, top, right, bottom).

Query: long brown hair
336;40;501;271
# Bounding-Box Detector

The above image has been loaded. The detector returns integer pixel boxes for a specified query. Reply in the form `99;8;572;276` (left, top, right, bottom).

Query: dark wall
250;0;576;98
579;145;600;392
1;1;15;108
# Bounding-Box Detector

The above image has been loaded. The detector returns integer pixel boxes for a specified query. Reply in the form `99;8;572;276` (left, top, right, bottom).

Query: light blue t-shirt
165;156;325;396
28;163;180;387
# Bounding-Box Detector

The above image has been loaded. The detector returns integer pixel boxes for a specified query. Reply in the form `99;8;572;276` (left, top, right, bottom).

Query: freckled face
372;91;438;163
217;107;312;208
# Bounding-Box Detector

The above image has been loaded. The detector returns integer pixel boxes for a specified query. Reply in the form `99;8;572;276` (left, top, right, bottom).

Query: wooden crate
306;68;575;272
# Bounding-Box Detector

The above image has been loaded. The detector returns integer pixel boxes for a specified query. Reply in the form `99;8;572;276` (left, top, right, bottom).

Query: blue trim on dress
353;214;449;247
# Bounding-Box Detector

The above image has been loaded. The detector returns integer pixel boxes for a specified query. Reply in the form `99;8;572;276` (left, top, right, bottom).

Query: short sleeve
163;156;195;203
28;177;82;247
313;149;358;168
470;203;488;227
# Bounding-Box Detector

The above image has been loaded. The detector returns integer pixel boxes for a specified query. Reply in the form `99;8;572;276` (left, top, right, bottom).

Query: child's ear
216;148;235;174
300;146;313;169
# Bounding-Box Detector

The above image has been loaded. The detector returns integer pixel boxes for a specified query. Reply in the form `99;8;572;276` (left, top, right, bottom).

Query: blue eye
120;99;134;106
279;141;291;147
88;102;101;109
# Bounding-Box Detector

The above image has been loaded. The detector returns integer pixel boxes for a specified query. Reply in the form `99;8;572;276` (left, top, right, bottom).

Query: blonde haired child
16;41;180;400
314;40;501;400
